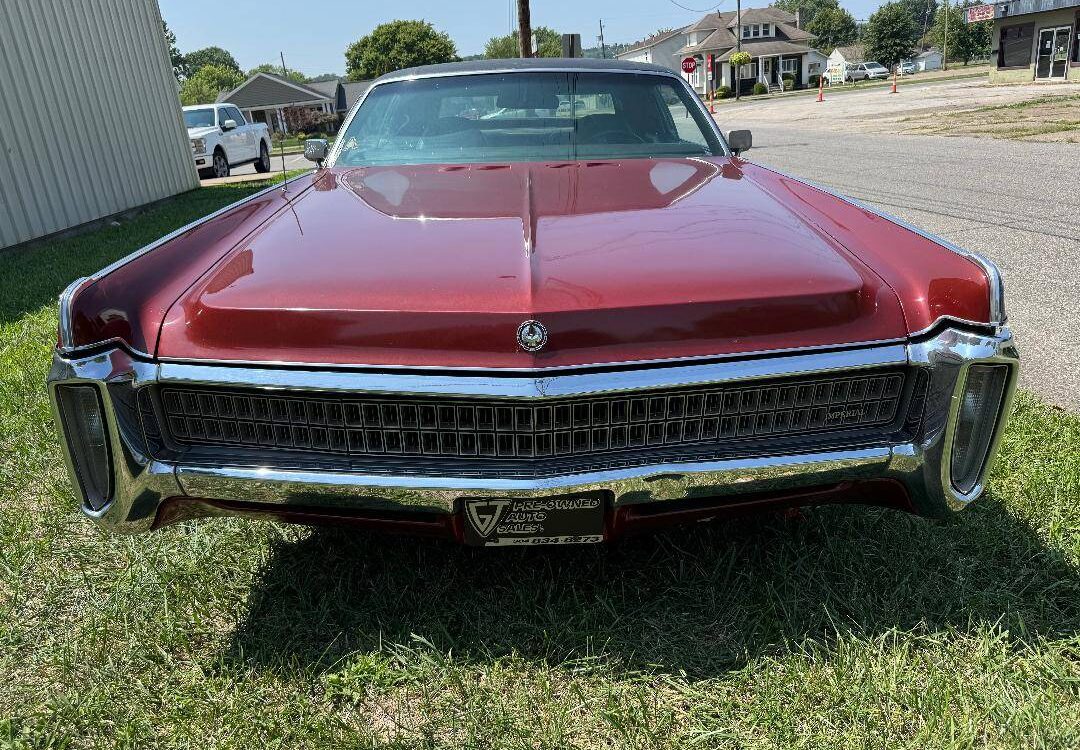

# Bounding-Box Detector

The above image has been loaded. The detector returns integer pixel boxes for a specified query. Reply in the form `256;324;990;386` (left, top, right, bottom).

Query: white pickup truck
183;103;272;179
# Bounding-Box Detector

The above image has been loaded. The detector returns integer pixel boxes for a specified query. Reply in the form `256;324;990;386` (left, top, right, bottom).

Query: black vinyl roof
376;58;677;83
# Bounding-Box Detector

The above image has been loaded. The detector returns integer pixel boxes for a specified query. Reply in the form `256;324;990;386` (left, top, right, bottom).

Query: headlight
191;138;206;155
950;365;1009;494
55;385;113;510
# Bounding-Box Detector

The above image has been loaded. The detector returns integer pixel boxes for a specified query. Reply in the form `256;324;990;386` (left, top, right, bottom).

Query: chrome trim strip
57;276;89;350
752;165;1006;325
328;66;730;167
152;336;908;374
176;447;894;511
155;343;907;399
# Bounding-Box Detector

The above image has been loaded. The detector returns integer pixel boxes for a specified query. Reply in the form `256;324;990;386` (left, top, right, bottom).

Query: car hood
158;158;908;368
186;126;219;139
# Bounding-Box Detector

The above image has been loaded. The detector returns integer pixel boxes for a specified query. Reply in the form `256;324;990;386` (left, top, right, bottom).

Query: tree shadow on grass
224;493;1080;679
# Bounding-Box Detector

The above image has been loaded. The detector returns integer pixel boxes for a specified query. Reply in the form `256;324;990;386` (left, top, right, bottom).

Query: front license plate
461;493;606;546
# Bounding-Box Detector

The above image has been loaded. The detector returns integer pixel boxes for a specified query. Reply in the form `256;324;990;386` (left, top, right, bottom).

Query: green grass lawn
2;181;1079;748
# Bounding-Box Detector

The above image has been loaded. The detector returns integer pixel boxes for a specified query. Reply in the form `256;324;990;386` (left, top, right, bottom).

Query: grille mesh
159;371;905;461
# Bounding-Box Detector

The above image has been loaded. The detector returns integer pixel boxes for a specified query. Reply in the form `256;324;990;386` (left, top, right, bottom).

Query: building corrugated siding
0;0;197;250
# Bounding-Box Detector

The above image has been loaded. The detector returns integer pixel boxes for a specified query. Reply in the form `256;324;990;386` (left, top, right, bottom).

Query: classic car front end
49;60;1017;546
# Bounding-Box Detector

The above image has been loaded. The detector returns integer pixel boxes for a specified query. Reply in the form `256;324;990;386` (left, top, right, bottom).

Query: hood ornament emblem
517;320;548;352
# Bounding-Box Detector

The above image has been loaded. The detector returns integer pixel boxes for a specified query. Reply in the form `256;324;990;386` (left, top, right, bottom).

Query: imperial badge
516;320;548;352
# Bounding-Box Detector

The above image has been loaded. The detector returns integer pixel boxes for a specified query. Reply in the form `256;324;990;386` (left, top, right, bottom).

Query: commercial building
990;0;1080;82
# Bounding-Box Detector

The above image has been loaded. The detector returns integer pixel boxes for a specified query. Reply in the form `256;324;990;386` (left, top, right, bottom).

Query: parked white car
183;104;272;179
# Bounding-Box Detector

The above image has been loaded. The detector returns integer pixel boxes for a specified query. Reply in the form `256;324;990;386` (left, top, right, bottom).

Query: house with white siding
670;8;820;95
616;27;689;74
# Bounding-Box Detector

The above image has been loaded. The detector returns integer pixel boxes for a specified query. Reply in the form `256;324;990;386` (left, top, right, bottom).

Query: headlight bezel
54;383;114;511
946;363;1012;497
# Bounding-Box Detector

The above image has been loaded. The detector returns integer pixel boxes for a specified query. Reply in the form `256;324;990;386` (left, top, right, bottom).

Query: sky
159;0;883;78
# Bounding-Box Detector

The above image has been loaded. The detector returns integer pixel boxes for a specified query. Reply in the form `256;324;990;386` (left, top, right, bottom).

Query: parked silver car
847;62;890;81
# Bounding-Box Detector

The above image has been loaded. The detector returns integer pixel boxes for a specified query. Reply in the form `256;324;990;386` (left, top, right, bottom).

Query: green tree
183;46;241;76
485;26;561;58
896;0;938;35
807;5;859;52
178;64;244;105
247;63;307;83
929;0;991;63
162;20;187;81
862;2;919;65
344;20;457;80
769;0;840;28
307;73;343;83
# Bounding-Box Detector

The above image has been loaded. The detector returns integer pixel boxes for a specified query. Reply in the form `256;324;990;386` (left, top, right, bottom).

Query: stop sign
681;57;697;74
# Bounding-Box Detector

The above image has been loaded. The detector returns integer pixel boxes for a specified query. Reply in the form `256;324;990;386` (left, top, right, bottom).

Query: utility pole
599;19;607;59
942;0;949;71
735;0;742;100
280;51;288;77
517;0;533;58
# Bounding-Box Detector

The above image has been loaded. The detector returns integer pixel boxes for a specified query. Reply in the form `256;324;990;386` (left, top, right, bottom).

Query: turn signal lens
950;365;1008;494
56;385;112;510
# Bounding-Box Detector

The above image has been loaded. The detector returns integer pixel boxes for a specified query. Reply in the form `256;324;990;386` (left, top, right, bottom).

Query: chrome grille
158;370;905;461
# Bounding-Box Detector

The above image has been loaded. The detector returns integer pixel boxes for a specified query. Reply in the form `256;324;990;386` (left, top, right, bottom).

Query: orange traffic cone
816;75;824;102
891;69;898;94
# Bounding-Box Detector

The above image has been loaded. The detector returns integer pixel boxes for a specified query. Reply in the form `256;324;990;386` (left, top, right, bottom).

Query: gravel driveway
725;83;1080;410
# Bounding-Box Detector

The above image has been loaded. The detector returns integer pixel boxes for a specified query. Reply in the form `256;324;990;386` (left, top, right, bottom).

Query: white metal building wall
0;0;198;250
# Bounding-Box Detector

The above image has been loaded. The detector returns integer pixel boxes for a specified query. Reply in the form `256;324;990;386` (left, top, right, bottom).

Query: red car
49;60;1017;546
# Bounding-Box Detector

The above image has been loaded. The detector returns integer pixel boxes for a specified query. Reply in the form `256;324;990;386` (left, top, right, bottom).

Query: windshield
184;108;216;129
334;72;725;167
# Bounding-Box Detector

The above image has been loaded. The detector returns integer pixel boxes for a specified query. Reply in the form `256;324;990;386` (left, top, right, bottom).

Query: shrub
752;82;768;95
714;85;731;99
271;130;285;144
296;133;309;142
783;79;794;91
809;73;821;88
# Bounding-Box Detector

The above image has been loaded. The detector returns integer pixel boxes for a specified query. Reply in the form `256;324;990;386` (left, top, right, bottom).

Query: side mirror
222;119;237;131
304;138;329;167
727;129;752;156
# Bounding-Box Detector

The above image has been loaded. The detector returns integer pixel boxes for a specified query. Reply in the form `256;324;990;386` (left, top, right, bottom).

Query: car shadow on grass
223;493;1080;680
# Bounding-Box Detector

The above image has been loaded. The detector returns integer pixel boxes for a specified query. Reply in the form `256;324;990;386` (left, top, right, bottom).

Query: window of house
742;26;750;38
752;24;761;37
762;24;771;36
998;24;1034;67
781;58;798;73
1073;15;1080;63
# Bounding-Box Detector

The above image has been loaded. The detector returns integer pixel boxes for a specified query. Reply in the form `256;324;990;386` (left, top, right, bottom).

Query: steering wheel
588;128;646;144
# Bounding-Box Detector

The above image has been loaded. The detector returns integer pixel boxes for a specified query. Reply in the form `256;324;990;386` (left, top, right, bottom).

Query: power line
667;0;727;13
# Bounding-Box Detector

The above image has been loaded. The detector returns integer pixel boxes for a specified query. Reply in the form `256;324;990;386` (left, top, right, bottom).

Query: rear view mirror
222;119;237;131
304;139;329;167
727;129;752;156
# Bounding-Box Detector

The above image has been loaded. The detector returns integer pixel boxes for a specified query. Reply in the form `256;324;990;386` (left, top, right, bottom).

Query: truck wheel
254;141;271;173
211;148;230;179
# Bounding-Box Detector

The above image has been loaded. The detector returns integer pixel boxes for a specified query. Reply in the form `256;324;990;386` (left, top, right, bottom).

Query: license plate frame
460;493;607;547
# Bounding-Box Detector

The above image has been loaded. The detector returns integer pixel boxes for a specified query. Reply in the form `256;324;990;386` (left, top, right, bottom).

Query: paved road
744;125;1080;411
228;151;308;177
715;77;1080;132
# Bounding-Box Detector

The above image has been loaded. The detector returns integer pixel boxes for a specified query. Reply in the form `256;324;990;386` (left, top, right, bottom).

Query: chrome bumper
47;325;1019;534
